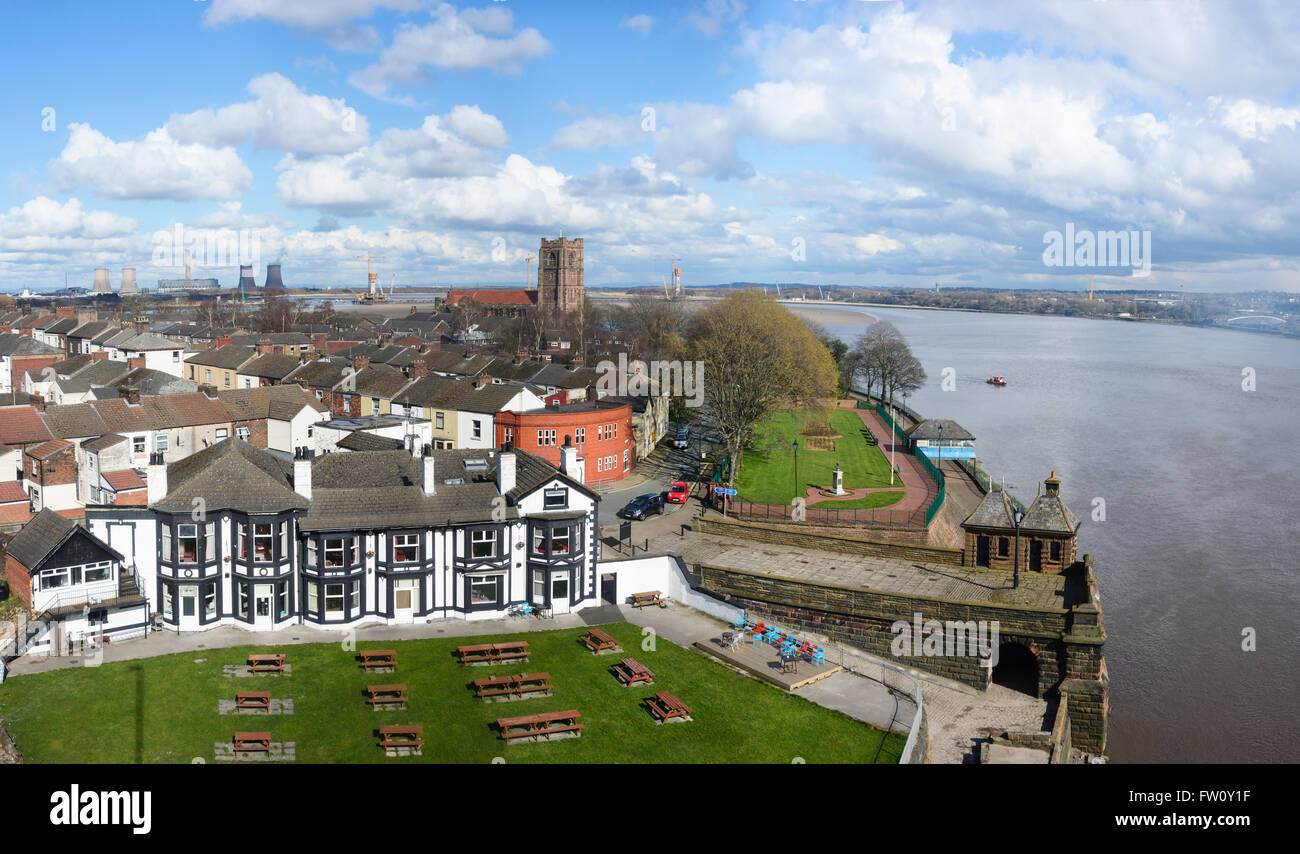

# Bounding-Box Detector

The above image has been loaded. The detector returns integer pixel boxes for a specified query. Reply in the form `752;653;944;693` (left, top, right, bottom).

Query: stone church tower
537;237;584;313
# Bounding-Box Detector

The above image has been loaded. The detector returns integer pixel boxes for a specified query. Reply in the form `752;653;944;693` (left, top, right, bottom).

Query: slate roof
42;317;80;335
0;392;38;407
962;488;1018;531
68;360;133;385
0;332;62;356
5;509;82;569
44;354;94;377
218;386;329;421
353;364;413;398
82;433;128;453
67;322;115;341
41;403;111;439
1021;480;1081;535
185;345;257;370
283;359;350;389
114;368;200;397
240;353;303;379
154;439;307;514
908;419;976;442
336;432;405;452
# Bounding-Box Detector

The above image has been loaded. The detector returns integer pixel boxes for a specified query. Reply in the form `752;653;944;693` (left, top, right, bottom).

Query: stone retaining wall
695;516;964;565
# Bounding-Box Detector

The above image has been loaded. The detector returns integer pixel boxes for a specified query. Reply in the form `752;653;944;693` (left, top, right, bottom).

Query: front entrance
253;584;274;630
550;572;571;616
179;585;200;630
394;579;416;623
1030;540;1043;572
601;573;617;604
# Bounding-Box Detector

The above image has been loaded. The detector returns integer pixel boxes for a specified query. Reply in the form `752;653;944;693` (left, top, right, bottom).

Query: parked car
672;428;690;449
618;493;665;520
665;482;690;504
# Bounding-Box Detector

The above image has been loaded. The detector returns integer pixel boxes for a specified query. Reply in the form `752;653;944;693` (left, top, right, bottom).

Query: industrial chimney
120;267;139;294
264;264;285;290
91;268;112;294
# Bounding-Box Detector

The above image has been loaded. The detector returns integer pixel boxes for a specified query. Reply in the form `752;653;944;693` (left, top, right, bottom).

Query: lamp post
1012;507;1024;589
792;438;799;502
936;422;944;472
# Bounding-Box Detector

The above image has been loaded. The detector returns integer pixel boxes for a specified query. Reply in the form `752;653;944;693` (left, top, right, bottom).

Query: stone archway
992;642;1039;697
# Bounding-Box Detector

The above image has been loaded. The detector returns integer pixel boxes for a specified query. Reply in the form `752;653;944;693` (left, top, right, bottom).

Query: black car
618;493;665;520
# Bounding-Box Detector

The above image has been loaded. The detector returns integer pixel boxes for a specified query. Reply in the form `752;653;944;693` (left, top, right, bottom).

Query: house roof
908;419;976;441
0;332;62;357
82;433;128;453
185;345;257;370
962;488;1018;531
283;359;350;388
446;288;537;306
101;469;146;492
1021;480;1081;535
114;368;201;398
154;438;307;514
240;353;303;379
0;481;28;503
25;438;74;460
41;403;111;439
218;385;328;421
5;509;120;570
353;364;413;398
68;359;132;385
336;432;405;452
121;332;187;352
0;406;53;445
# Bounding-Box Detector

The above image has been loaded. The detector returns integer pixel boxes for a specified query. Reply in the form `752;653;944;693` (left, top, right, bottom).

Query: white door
254;584;274;630
550;572;571;616
394;580;415;624
179;585;200;630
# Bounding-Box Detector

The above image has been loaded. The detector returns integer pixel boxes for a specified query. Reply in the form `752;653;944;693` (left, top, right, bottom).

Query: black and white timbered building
83;438;600;633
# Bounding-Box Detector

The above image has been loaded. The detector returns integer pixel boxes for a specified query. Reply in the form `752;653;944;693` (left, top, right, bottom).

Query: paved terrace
648;529;1069;610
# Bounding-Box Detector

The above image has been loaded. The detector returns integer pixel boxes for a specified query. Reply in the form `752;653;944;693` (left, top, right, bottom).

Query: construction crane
655;256;683;300
354;252;392;303
1089;274;1095;301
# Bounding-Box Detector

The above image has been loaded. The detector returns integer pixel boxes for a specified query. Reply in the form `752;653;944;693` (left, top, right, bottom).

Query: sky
2;0;1299;294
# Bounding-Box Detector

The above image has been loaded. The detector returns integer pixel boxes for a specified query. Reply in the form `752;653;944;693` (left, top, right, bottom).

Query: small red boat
986;376;1007;386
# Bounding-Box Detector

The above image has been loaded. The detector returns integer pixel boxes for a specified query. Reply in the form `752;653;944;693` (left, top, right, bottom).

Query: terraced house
85;438;599;632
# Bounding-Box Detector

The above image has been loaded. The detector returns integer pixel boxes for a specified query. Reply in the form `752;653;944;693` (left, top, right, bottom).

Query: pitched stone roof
41;403;111;439
962;488;1018;531
283;359;349;388
218;385;328;421
154;439;307;514
5;509;81;569
240;352;303;379
69;360;133;385
114;368;201;398
336;432;405;452
908;419;976;441
1021;480;1081;535
185;345;257;370
353;364;413;398
0;332;62;357
120;332;186;351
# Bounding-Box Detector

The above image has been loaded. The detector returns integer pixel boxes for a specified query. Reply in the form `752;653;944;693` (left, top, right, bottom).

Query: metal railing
724;498;927;529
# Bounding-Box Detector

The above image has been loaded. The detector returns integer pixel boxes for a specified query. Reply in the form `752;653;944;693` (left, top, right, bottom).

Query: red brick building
494;399;634;487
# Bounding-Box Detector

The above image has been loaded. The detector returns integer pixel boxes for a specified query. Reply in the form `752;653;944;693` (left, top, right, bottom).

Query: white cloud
205;0;425;29
1219;98;1300;140
49;124;252;201
620;14;654;35
165;73;370;156
685;0;746;36
0;196;137;239
551;114;644;151
348;3;551;101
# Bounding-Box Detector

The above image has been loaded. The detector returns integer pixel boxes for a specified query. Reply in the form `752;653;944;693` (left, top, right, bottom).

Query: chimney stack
560;437;584;484
215;333;233;348
497;446;516;495
1045;471;1060;497
409;359;428;379
256;337;274;355
127;356;145;372
352;354;370;374
55;306;75;319
421;444;436;495
146;452;168;504
122;386;141;405
120;267;139;295
293;447;313;500
90;351;108;362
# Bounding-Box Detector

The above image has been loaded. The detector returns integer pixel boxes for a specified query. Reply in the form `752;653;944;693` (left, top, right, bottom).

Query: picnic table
455;641;531;665
472;672;553;700
365;683;409;709
580;628;621;653
378;725;424;750
646;691;692;723
496;710;583;742
233;732;271;753
612;657;655;687
235;691;270;712
247;653;285;673
358;649;398;671
630;591;666;609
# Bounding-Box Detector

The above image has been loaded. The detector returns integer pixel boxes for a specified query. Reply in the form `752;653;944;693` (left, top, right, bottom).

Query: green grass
808;491;907;510
736;409;899;504
0;623;903;764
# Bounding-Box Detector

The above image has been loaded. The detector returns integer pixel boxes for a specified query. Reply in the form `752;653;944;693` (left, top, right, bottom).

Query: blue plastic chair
811;647;825;666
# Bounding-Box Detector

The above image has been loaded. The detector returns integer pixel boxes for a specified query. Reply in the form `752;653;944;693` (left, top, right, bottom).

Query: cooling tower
120;267;139;294
264;264;285;290
91;268;112;294
239;265;256;291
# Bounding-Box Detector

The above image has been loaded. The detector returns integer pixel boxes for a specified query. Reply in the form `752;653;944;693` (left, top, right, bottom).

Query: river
809;305;1299;763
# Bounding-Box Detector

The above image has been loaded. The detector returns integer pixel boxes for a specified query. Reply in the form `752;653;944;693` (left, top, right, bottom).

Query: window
502;426;513;445
613;423;617;439
206;523;215;561
236;427;250;440
204;587;216;619
156;434;169;453
87;454;96;472
216;428;228;440
596;457;603;473
277;586;288;619
998;537;1009;558
323;537;354;568
244;378;253;388
470;576;499;605
205;369;212;383
532;572;546;603
551;527;570;555
238;586;249;619
575;427;585;444
307;581;319;613
349;582;360;611
472;420;482;440
89;486;102;504
161;525;172;562
532;528;546;555
315;389;323;401
470;529;496;559
543;488;567;510
371;398;380;415
393;533;419;563
1050;541;1062;562
178;524;198;563
306;539;318;567
172;351;180;362
597;425;604;441
163;586;174;620
242;522;275;562
623;450;629;470
133;436;145;454
325;583;345;614
536;429;555;446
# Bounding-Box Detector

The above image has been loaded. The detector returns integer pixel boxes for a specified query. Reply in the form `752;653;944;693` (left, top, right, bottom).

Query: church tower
537;237;584;313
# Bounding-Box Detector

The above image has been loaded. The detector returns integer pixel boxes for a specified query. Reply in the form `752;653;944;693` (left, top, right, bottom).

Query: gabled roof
121;332;187;351
68;359;133;385
185;345;257;370
113;368;200;398
908;419;976;441
962;488;1017;531
0;406;53;445
25;438;74;460
82;433;128;453
353;364;413;398
0;481;28;503
0;332;62;357
240;352;303;379
6;509;121;570
446;288;537;306
336;432;405;452
154;438;307;514
41;317;80;335
101;469;146;492
218;385;328;421
41;403;111;439
283;359;350;388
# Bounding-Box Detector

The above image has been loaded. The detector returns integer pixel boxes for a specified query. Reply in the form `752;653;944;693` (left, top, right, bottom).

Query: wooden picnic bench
580;628;621;653
233;731;271;752
235;691;271;712
247;653;285;673
378;725;424;750
630;591;666;609
612;657;655;687
496;709;583;742
456;641;531;665
365;683;409;709
473;672;552;699
358;649;397;671
646;691;692;723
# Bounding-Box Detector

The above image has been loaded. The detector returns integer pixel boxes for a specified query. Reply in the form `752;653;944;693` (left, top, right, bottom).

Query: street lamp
792;439;799;501
1012;507;1025;589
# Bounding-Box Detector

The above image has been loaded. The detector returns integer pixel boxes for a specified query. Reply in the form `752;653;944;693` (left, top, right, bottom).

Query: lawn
736;408;899;505
808;491;907;510
0;622;904;764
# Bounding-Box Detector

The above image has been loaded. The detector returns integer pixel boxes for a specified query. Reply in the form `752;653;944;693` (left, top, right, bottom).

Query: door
254;584;274;630
394;580;415;623
180;585;199;630
1030;540;1043;572
550;571;571;615
601;573;617;604
976;536;990;567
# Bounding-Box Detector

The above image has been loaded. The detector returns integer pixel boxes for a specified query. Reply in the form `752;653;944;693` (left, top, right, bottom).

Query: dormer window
543;488;567;510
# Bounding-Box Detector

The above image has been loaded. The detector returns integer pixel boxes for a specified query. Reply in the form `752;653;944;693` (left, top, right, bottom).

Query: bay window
178;524;198;563
470;576;500;605
393;533;419;563
324;583;345;614
470;529;496;559
307;581;319;613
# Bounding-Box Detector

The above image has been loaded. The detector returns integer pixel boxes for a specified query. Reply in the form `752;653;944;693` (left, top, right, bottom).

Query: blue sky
2;0;1299;293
